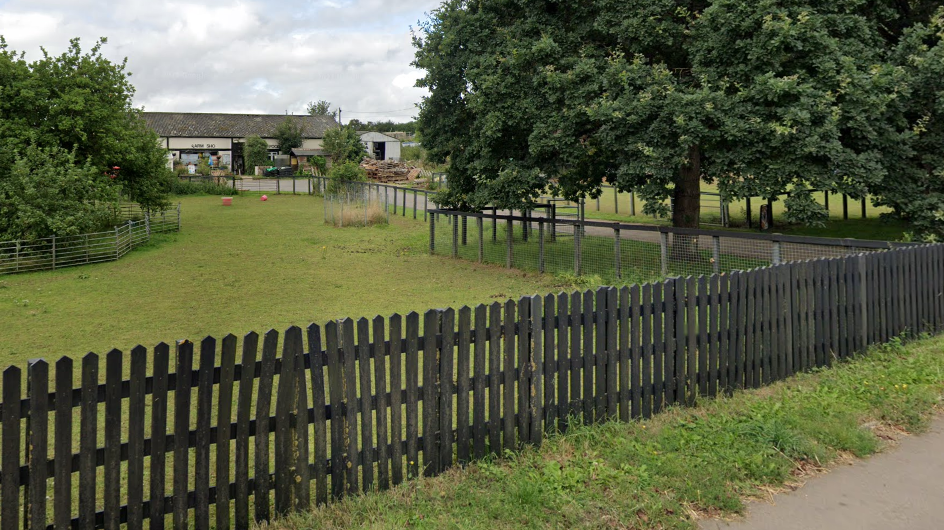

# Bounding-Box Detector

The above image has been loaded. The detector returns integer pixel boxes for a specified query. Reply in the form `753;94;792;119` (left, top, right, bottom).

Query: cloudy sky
0;0;441;123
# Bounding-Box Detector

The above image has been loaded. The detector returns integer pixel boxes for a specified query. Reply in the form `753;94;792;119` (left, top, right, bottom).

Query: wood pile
360;159;422;183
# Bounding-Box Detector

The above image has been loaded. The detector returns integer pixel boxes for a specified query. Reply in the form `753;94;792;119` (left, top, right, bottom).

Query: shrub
167;175;237;196
326;161;368;194
244;135;269;172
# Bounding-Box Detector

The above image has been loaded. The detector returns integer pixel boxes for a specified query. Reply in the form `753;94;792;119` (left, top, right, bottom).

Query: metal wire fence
323;182;391;227
429;210;908;282
0;204;181;275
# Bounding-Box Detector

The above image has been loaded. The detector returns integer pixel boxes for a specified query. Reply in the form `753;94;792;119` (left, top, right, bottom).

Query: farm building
142;112;338;174
359;131;401;161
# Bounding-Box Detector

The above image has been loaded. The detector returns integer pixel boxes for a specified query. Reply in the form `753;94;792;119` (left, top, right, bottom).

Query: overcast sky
0;0;441;123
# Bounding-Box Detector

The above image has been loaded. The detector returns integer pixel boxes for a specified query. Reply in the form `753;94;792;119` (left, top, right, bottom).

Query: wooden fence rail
1;244;942;529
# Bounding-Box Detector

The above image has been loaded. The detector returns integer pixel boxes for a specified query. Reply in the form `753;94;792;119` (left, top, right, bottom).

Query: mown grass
0;193;574;365
277;333;944;530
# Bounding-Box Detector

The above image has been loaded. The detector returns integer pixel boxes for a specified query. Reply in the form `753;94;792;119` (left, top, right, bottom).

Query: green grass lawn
546;184;909;241
280;333;944;530
0;194;571;366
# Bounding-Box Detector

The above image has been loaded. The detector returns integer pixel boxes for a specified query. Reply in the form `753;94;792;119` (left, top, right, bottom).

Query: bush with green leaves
0;146;120;240
243;135;270;173
323;126;367;164
326;161;367;194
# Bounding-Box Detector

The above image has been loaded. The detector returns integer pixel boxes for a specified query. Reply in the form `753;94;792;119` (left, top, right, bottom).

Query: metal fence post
477;217;484;263
115;227;120;260
492;211;498;242
613;228;621;280
550;204;557;242
660;232;668;277
772;241;782;265
277;178;281;195
413;190;418;219
506;218;514;268
52;235;56;270
712;236;721;274
538;220;545;273
574;222;582;275
452;215;459;258
429;212;436;254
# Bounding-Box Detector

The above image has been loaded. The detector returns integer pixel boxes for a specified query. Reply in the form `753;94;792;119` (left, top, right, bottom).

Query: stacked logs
360;159;422;183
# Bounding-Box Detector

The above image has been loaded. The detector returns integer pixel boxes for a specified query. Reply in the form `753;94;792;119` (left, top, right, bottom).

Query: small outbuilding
359;131;401;161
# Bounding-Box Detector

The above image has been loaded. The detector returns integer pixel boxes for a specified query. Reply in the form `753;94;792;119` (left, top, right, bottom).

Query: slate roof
142;112;337;139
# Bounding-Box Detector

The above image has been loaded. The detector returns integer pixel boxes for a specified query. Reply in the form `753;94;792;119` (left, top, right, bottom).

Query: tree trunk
671;145;701;262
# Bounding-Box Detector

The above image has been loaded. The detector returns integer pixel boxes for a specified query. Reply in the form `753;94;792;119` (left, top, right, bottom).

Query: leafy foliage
323;126;367;164
0;37;170;237
875;9;944;240
413;1;942;233
326;160;368;194
243;135;270;172
274;116;304;155
0;146;119;240
347;119;417;135
306;99;333;117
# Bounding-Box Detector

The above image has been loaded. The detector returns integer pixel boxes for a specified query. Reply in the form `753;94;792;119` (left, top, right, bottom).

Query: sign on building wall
167;137;233;150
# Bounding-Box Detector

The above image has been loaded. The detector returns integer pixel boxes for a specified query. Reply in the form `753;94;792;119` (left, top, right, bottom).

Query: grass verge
275;333;944;530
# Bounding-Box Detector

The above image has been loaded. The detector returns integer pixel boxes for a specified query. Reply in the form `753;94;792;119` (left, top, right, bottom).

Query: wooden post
52;235;56;270
614;228;622;280
842;194;849;220
492;211;498;242
858;254;868;349
861;197;867;218
772;241;782;265
746;197;752;228
538;220;545;273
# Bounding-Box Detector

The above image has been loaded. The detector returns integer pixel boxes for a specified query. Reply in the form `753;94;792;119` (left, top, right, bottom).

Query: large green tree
0;37;170;225
274;116;304;155
322;125;367;164
306;99;333;117
413;0;942;233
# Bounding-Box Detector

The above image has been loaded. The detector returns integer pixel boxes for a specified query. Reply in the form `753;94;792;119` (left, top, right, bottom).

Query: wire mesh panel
324;182;389;228
429;209;901;283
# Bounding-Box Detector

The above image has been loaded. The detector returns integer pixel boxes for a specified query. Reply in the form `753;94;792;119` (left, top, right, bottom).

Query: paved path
700;416;944;530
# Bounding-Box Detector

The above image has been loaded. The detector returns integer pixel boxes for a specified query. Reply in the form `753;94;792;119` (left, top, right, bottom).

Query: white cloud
0;0;440;123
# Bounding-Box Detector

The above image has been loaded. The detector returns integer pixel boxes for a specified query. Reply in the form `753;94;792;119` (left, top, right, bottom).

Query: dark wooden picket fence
1;244;943;530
